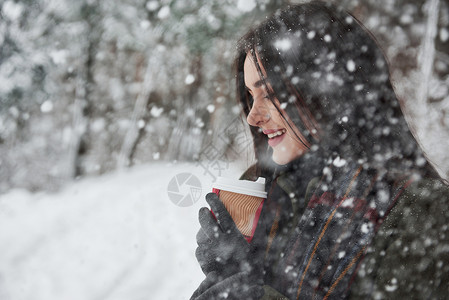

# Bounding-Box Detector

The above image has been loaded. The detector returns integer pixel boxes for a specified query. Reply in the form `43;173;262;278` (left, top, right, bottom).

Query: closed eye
249;94;271;105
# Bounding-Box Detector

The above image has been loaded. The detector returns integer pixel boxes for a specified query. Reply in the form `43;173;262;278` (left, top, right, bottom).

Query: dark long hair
235;1;438;180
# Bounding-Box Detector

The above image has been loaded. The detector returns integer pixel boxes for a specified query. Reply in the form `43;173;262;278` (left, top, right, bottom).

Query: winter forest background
1;0;448;193
0;0;448;299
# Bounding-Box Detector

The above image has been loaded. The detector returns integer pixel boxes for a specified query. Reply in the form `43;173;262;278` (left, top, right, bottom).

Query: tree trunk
167;54;204;161
69;2;101;177
117;56;156;168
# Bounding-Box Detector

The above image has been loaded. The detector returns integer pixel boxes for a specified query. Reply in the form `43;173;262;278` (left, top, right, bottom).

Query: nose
246;98;271;127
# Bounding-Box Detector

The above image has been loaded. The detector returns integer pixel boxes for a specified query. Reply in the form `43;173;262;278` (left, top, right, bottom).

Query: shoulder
387;177;449;227
350;177;449;299
401;177;449;201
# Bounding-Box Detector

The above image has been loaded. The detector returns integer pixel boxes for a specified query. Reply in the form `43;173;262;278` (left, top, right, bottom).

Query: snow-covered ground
0;162;244;300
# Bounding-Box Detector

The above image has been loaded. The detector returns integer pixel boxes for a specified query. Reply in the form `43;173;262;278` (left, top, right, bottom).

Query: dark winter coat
242;157;449;299
349;178;449;299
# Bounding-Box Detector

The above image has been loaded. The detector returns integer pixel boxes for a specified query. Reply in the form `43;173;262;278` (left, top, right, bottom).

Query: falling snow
0;1;448;298
150;106;164;117
274;38;292;51
307;31;316;39
237;0;256;12
185;74;196;85
157;6;171;19
346;59;356;72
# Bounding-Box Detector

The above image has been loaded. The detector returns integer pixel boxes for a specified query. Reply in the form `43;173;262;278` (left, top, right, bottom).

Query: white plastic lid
212;177;267;198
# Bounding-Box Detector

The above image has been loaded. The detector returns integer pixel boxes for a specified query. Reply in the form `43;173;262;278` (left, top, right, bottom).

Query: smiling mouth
267;129;286;139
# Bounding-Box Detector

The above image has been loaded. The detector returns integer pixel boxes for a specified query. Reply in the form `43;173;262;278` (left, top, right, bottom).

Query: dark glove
195;193;265;277
190;270;264;300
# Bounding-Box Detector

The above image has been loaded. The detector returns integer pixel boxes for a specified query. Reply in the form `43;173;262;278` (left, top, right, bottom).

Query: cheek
270;109;286;125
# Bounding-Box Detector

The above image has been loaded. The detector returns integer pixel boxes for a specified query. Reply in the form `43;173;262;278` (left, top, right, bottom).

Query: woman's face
244;54;310;165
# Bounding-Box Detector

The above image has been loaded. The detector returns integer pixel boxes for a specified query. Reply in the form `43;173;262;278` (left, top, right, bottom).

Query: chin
272;147;305;165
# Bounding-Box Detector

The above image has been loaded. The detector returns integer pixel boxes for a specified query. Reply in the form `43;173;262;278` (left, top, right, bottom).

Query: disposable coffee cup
212;177;267;242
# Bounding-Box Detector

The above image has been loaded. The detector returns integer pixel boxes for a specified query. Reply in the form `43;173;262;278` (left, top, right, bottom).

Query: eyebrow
245;79;265;91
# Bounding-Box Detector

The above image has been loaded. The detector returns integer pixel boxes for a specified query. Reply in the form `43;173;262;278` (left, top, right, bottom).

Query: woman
191;2;449;299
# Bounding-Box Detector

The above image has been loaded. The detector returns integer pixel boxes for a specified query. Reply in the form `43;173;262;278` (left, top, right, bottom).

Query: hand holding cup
212;177;267;242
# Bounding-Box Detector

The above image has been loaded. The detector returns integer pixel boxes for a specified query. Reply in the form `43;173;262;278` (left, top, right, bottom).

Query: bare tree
117;55;158;168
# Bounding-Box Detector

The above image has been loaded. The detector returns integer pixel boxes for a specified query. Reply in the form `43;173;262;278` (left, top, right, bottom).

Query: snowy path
0;162;242;300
